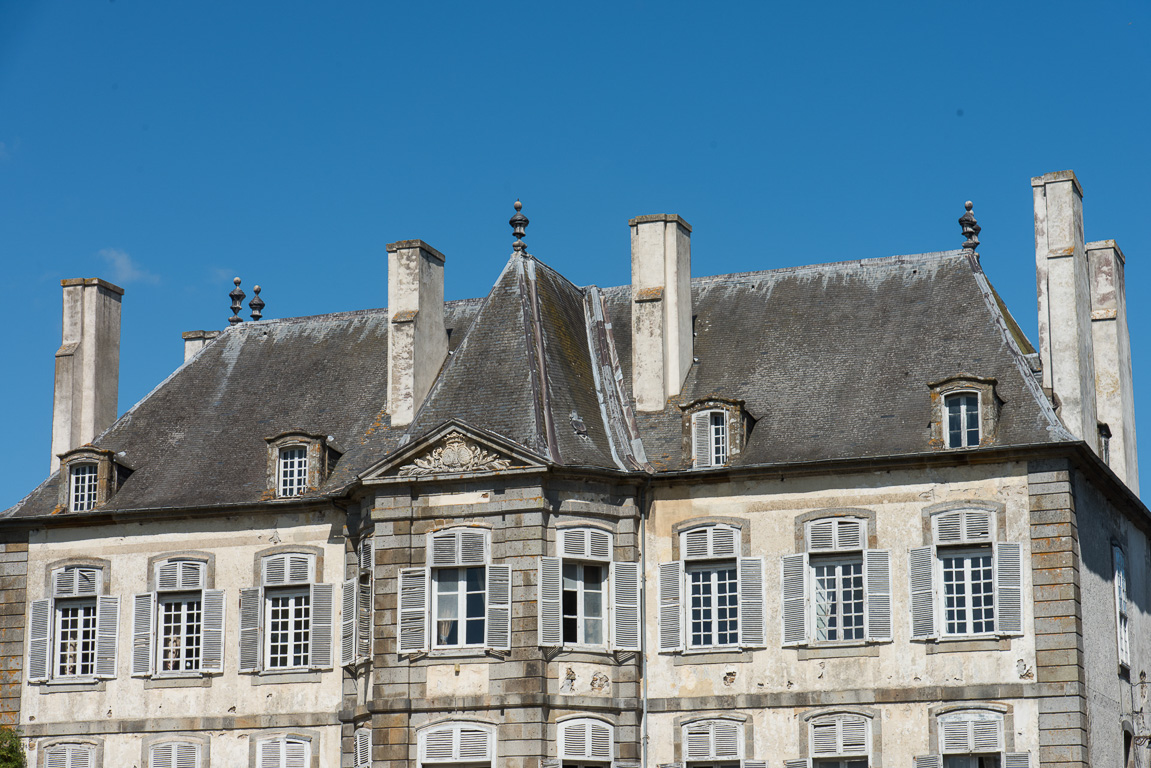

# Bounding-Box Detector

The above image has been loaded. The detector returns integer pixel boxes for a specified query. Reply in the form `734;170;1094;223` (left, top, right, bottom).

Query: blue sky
1;1;1149;509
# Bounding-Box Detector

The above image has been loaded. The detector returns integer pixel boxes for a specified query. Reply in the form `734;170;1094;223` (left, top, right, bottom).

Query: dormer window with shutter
914;709;1032;768
658;523;765;654
397;528;511;655
782;712;871;768
238;550;335;674
909;507;1022;642
558;717;614;767
781;515;891;648
418;722;495;767
28;563;118;684
683;399;748;469
132;557;224;679
537;527;640;652
264;432;344;499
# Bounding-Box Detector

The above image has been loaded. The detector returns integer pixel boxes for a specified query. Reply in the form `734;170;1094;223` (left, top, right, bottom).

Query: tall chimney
1087;240;1138;493
1032;171;1098;445
629;215;693;412
51;278;124;472
386;240;448;427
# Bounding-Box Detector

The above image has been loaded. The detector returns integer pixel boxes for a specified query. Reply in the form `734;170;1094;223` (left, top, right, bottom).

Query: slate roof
4;247;1071;519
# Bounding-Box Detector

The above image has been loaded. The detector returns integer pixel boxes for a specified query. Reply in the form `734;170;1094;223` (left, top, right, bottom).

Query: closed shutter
914;756;943;768
458;727;491;761
995;542;1023;635
940;718;972;752
909;546;937;639
692;411;712;468
132;593;156;677
738;556;766;647
355;726;371;768
342;579;357;666
95;595;119;678
28;598;52;682
934;511;964;543
972;718;1002;752
781;553;807;646
201;589;225;673
864;549;892;641
150;742;200;768
238;587;262;672
150;742;174;768
486;564;512;650
1003;752;1031;768
424;728;455;762
658;561;684;652
589;720;613;760
257;738;280;767
836;518;864;550
611;560;641;651
459;530;487;566
811;720;839;756
562;720;587;758
783;759;811;768
560;527;614;561
174;743;199;768
359;537;374;576
310;583;334;669
742;762;767;768
713;720;740;759
840;717;868;754
538;557;562;646
263;553;314;586
157;560;204;591
808;520;835;551
398;567;429;654
285;738;309;768
685;723;711;760
357;581;372;661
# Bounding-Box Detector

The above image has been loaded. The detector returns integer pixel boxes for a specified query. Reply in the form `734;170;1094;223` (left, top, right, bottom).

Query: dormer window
944;392;980;448
929;376;998;451
683;398;749;469
264;431;343;499
57;447;127;513
277;447;308;497
69;464;99;512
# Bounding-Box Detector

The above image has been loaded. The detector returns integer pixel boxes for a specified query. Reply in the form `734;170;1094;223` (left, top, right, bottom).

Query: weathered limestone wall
0;529;28;727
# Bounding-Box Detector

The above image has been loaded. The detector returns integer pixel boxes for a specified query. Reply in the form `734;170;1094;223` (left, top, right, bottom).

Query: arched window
418;722;495;767
559;717;614;766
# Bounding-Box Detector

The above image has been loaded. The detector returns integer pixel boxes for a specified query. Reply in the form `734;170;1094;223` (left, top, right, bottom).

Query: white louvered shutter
263;554;287;586
836;518;864;549
611;560;641;651
808;520;835;551
342;579;357;666
934;511;964;543
685;723;711;761
459;529;487;566
263;553;314;586
658;561;684;652
589;720;613;761
359;537;374;576
965;509;992;541
562;720;587;759
357;580;372;661
692;412;712;468
811;720;839;756
742;762;767;768
430;531;458;567
424;727;455;762
940;717;972;752
398;567;429;654
458;727;491;761
561;527;613;561
1003;752;1031;767
914;756;943;768
909;546;937;639
310;582;334;668
286;738;309;768
712;525;738;557
28;598;52;682
486;564;512;650
132;592;156;677
355;726;371;768
538;556;562;646
95;595;119;678
995;542;1023;635
840;716;868;754
683;528;710;560
864;549;892;641
781;553;808;646
713;720;740;759
238;587;262;672
150;742;174;768
54;567;99;598
179;561;205;589
783;760;811;768
972;717;1003;752
738;556;766;647
157;562;181;592
257;738;279;767
174;743;199;768
200;589;225;673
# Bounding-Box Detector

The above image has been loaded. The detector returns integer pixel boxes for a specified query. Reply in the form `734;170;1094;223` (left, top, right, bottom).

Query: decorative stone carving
397;431;513;476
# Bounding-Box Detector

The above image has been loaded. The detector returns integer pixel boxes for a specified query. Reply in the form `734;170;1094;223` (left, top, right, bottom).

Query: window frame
558;716;614;765
685;560;740;651
806;712;871;764
939;545;997;637
30;563;118;685
238;549;334;675
432;565;487;650
561;561;608;648
1113;544;1130;670
68;463;99;513
417;721;496;767
39;739;101;768
944;391;981;449
277;445;309;498
810;554;866;644
253;734;312;768
147;739;204;768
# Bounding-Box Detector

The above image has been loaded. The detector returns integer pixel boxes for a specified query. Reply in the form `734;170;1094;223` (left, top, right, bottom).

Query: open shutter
538;557;562;646
132;592;155;677
310;583;334;669
28;598;51;682
658;561;684;652
995;542;1023;635
358;581;372;661
1003;752;1031;768
238;587;262;672
864;549;892;641
355;726;372;768
914;756;943;768
781;553;807;646
95;594;119;678
738;556;766;647
359;537;374;576
342;579;357;666
398;567;429;654
201;589;225;673
692;412;712;468
486;564;512;650
611;560;641;651
909;546;937;639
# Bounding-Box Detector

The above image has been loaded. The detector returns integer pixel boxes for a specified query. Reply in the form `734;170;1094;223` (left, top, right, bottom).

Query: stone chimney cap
385;240;446;262
628;214;692;232
60;277;125;295
1031;170;1084;197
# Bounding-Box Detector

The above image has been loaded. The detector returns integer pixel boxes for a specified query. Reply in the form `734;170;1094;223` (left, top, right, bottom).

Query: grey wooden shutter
692;412;712;468
995;542;1023;635
28;598;51;682
355;727;371;768
538;556;562;646
201;589;225;673
781;553;808;646
342;579;357;666
486;564;512;650
132;592;156;677
914;756;943;768
459;529;487;566
95;594;119;678
658;561;684;652
742;762;767;768
738;556;766;647
430;531;458;567
310;583;334;669
359;537;374;576
357;581;372;661
238;587;262;672
398;567;429;654
909;545;937;639
713;720;741;759
783;760;811;768
1003;752;1031;767
864;549;892;641
611;560;641;651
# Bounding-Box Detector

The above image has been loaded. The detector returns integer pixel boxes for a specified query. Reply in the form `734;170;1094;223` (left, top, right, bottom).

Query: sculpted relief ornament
398;432;514;476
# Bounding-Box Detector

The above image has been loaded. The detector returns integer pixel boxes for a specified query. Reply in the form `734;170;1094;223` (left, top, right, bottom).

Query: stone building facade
3;171;1146;768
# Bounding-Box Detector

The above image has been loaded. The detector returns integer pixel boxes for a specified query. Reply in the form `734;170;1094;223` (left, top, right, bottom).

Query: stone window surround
146;551;216;591
251;545;326;584
928;375;1000;450
56;447;126;513
247;729;321;768
44;557;111;595
670;518;750;560
799;706;882;768
37;736;104;768
793;508;878;552
927;702;1015;753
680;397;750;467
919;500;1007;546
671;712;751;764
264;431;343;500
141;732;211;768
419;521;496;564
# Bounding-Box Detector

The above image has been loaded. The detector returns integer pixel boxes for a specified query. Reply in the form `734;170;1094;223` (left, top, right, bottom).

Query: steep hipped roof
5;247;1069;519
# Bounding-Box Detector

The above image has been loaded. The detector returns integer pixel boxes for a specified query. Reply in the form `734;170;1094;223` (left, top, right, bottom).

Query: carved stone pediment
397;431;515;477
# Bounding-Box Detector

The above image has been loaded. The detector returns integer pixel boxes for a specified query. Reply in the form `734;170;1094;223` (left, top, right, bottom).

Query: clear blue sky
2;1;1149;509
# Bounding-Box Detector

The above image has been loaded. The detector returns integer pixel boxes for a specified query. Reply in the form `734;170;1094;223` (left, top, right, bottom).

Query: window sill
672;649;751;666
145;675;212;689
40;679;105;693
795;644;880;660
250;670;323;685
428;648;500;659
924;637;1010;654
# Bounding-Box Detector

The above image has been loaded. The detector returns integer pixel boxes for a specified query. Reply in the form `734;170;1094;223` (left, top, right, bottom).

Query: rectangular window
812;557;865;642
945;393;980;448
942;547;994;635
943;755;1001;768
1114;545;1130;668
265;588;310;668
69;464;99;512
688;563;738;648
710;412;728;465
55;599;97;677
158;594;202;672
433;566;486;647
277;447;308;497
562;563;605;645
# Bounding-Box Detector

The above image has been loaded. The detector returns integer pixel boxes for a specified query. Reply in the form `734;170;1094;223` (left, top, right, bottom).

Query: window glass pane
160;595;203;672
56;600;97;677
942;548;994;635
266;590;310;668
278;447;308;497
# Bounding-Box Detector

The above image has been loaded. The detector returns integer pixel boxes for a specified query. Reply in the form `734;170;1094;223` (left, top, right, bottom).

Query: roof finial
229;277;246;326
249;285;264;321
510;199;529;256
959;200;981;252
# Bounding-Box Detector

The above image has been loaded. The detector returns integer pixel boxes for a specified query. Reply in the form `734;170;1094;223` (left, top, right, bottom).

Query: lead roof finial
229;277;246;326
249;285;264;321
510;199;529;255
959;200;981;252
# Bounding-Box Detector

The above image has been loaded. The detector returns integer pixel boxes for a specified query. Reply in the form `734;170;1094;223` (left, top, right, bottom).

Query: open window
682;399;749;469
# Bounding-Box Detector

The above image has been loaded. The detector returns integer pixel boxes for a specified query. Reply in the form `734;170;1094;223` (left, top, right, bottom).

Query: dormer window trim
681;398;749;469
264;431;343;499
57;447;128;513
928;376;999;451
